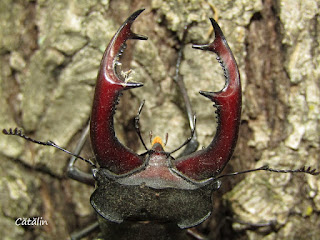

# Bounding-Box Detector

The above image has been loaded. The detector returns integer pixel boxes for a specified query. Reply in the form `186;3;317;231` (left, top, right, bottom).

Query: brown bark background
0;0;319;239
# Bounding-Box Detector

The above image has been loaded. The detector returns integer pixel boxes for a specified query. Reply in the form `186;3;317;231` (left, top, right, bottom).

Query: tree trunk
0;0;319;239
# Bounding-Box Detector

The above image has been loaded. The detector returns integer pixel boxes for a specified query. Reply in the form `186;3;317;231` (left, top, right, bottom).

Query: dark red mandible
90;10;147;174
90;10;241;181
174;18;242;180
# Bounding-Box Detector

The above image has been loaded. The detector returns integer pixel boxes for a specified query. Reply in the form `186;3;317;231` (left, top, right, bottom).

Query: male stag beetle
3;9;319;240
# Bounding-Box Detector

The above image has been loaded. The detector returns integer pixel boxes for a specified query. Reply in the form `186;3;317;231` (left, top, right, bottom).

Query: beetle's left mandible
174;18;242;181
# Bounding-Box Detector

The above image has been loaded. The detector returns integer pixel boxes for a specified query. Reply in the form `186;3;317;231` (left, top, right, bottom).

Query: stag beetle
3;8;318;240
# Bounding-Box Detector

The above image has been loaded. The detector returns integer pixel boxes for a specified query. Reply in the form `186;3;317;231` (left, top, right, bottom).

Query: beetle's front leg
174;25;199;157
69;221;100;240
67;123;95;186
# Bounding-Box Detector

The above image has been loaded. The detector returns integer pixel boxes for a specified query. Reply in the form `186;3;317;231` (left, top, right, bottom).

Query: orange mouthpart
151;136;165;148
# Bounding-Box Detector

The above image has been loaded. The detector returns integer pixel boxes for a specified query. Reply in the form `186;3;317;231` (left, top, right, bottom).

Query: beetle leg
187;228;208;240
174;18;242;180
70;221;99;240
174;24;199;157
90;9;147;174
67;123;95;186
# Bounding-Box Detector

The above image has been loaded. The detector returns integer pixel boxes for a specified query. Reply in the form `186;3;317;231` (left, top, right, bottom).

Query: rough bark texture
0;0;319;239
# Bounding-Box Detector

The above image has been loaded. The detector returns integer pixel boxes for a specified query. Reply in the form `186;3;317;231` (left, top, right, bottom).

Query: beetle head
90;9;241;182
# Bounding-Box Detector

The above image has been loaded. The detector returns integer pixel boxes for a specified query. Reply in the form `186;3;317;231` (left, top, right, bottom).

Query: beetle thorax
115;142;199;190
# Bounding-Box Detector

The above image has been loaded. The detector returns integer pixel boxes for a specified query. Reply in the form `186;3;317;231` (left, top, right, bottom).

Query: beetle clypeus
3;9;319;240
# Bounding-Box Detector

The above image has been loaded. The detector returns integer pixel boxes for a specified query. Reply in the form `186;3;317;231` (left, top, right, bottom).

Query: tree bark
0;0;319;239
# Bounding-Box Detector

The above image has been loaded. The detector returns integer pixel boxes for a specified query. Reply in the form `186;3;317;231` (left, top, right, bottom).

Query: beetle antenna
216;165;319;180
2;128;97;167
134;100;148;150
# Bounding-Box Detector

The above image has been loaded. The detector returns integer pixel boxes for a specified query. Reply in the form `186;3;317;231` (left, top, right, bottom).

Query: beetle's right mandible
90;9;147;174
